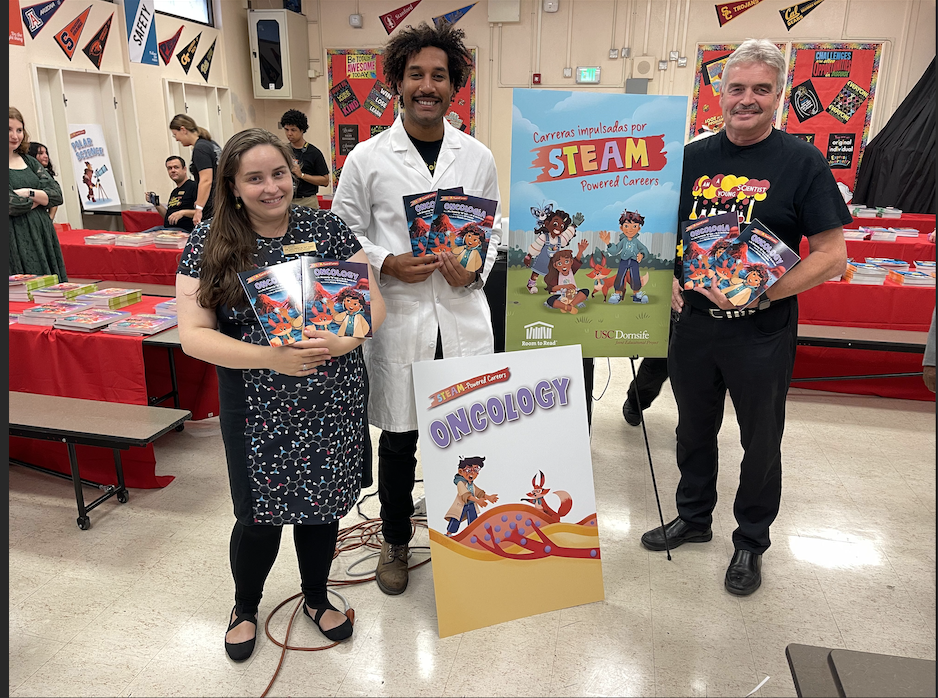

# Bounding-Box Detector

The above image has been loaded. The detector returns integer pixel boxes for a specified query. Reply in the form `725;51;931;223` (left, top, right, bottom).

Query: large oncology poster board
780;42;882;192
67;123;120;209
413;345;604;638
505;89;686;359
326;48;476;187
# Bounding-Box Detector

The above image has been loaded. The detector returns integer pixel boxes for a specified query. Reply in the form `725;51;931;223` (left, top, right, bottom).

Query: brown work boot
375;541;409;595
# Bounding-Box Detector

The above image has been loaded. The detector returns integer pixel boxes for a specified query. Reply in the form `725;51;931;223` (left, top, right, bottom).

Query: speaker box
633;55;657;80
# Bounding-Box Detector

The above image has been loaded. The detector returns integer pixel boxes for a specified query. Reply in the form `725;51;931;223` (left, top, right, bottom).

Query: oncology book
300;257;373;339
428;193;498;273
237;260;305;346
404;187;464;257
682;214;800;308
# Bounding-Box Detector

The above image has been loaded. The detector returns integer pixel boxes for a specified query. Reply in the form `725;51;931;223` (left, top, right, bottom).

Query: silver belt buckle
708;308;723;319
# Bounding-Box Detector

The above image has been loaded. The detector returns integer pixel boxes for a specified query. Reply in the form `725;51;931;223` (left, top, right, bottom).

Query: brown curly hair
9;107;30;155
382;21;473;95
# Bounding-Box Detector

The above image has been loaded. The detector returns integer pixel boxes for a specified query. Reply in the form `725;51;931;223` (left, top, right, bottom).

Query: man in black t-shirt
279;109;330;209
639;39;850;596
147;156;198;233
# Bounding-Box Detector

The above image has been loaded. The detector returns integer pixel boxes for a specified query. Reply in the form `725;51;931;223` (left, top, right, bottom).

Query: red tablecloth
800;233;936;264
9;296;219;488
794;280;935;401
851;212;936;235
58;229;184;285
121;209;164;232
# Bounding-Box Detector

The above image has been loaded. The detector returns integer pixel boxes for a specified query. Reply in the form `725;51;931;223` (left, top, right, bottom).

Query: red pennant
54;5;91;60
158;26;183;65
379;1;421;34
82;12;113;69
715;0;763;26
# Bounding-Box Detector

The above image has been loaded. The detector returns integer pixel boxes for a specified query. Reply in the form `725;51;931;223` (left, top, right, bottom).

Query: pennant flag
714;0;763;27
21;0;65;40
124;0;158;65
432;2;476;28
176;31;201;74
779;0;826;30
10;1;26;45
380;1;421;34
54;6;92;60
82;13;114;70
196;37;217;81
158;26;183;65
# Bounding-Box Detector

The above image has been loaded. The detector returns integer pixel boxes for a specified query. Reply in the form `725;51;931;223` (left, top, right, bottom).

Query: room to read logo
521;321;556;347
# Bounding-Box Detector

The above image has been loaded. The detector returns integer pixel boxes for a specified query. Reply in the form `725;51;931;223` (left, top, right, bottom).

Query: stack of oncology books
84;233;118;245
30;281;98;302
114;233;156;247
154;231;189;249
842;262;889;285
154;298;177;316
865;257;910;271
18;300;93;326
53;308;132;332
75;287;143;310
102;313;177;336
9;274;58;301
887;269;936;287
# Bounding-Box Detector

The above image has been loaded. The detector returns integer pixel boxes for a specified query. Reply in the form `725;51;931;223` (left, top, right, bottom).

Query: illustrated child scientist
599;209;651;304
443;456;499;536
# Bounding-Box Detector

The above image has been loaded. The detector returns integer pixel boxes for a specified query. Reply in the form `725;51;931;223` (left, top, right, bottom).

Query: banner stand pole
629;355;672;561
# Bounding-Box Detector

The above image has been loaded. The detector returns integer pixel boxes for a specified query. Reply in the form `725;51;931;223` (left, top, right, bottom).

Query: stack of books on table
75;287;143;310
102;313;177;336
30;281;98;302
887;269;936;287
53;309;132;332
10;312;20;325
843;229;868;240
18;300;93;326
865;257;910;271
860;226;898;241
84;233;118;245
154;231;190;249
888;227;920;238
154;298;177;316
914;260;936;276
842;262;889;285
114;233;156;247
9;273;59;301
849;204;903;218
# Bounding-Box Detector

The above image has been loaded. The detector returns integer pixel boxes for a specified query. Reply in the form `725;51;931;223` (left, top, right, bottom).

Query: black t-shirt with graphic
678;128;852;310
190;137;222;218
164;179;197;232
290;142;329;199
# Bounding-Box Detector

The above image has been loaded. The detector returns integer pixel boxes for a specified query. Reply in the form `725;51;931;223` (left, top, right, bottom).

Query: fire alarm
543;0;559;12
532;73;541;84
349;13;363;28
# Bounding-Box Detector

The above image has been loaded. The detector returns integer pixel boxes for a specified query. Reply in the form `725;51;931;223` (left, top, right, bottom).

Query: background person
145;155;198;233
279;109;330;209
924;308;936;393
331;20;501;597
9;107;66;280
175;128;385;661
640;39;850;597
27;141;58;220
169;114;221;226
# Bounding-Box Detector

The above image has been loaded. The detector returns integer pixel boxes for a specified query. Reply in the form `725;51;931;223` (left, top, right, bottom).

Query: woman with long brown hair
175;128;384;661
9;107;66;278
169;114;221;226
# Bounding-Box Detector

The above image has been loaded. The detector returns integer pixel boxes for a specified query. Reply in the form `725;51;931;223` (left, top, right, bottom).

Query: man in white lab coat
331;20;502;596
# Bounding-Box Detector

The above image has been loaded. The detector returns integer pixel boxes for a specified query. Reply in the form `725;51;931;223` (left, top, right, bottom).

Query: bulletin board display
780;42;883;192
326;48;477;187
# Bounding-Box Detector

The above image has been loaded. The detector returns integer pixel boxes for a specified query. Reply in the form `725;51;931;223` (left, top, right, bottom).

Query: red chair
121;210;164;232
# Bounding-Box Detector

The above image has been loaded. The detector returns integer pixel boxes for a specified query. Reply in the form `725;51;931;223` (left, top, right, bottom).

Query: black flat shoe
224;606;257;661
622;399;642;427
304;603;354;642
641;516;712;551
725;550;762;596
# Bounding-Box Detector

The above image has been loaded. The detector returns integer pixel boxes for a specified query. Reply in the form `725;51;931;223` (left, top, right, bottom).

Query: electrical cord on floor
259;514;431;697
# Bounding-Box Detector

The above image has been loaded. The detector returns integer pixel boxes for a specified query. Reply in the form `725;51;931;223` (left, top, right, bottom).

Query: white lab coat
331;116;502;432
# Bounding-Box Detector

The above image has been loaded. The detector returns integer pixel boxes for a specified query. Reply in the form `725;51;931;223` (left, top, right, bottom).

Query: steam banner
326;48;476;188
781;42;882;192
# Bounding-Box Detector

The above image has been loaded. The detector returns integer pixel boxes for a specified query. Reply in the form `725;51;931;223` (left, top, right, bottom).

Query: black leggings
230;521;340;615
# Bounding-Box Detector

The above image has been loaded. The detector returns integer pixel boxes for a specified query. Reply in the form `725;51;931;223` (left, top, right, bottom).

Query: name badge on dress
282;242;318;255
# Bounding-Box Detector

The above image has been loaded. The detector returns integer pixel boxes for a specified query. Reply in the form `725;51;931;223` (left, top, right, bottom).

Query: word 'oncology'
428;377;571;448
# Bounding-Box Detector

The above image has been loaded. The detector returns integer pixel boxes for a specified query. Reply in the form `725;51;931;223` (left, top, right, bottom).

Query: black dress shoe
304;603;354;642
641;516;712;551
224;606;257;662
725;550;762;596
622;399;642;426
